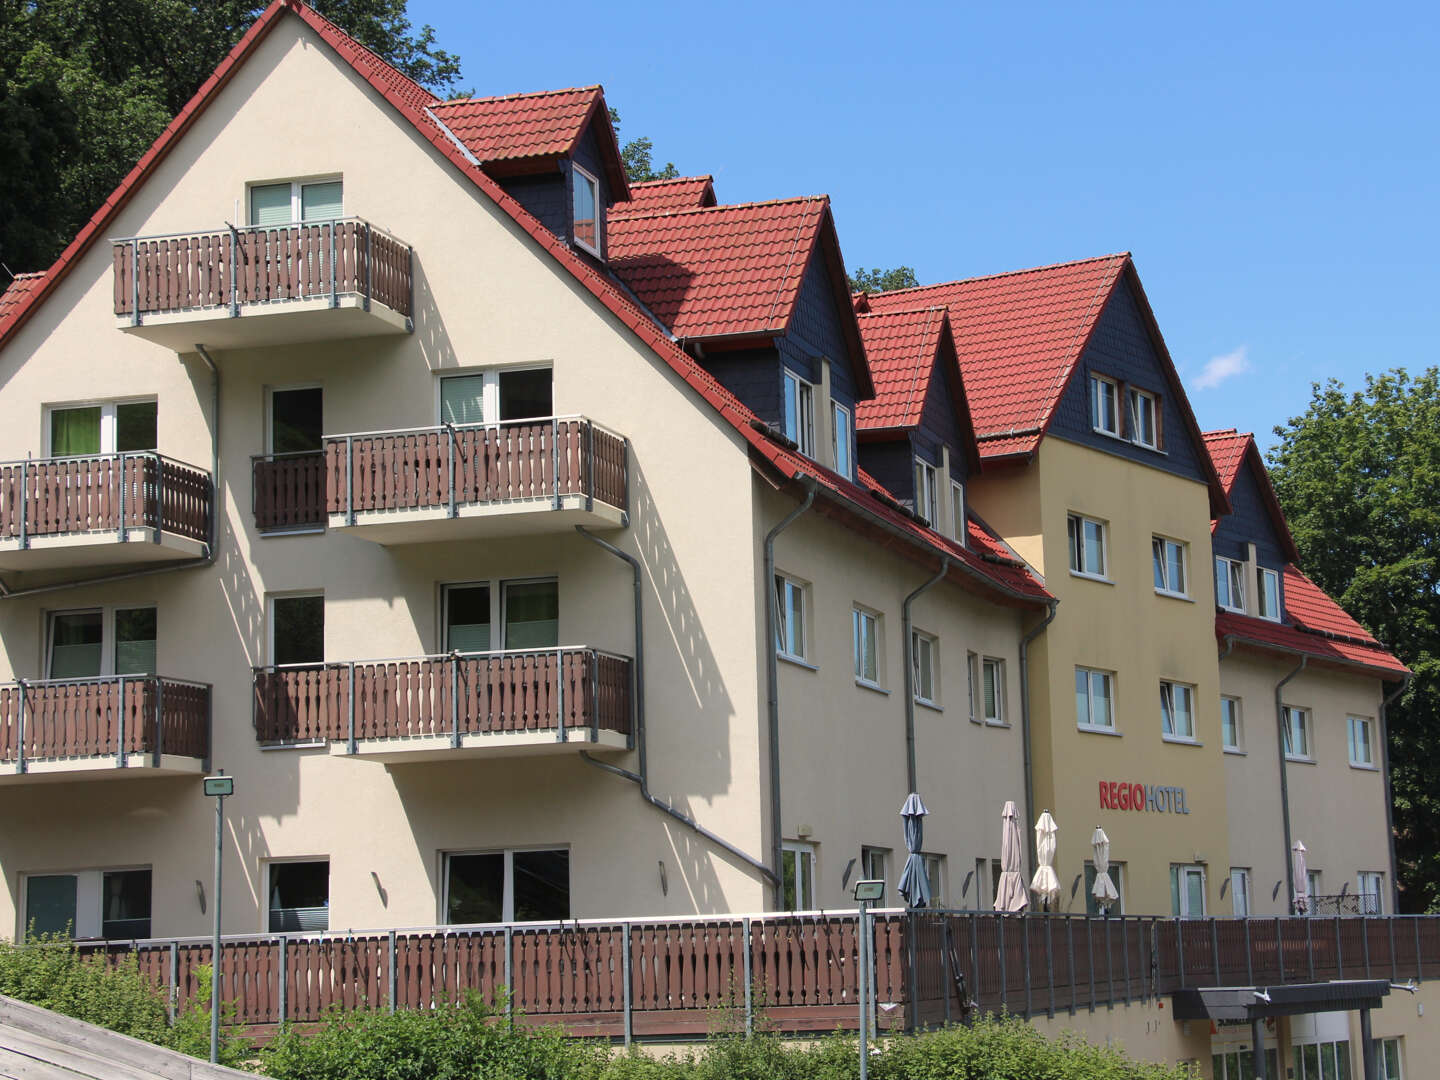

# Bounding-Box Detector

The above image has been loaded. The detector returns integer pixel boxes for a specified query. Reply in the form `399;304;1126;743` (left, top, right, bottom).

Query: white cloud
1194;346;1250;390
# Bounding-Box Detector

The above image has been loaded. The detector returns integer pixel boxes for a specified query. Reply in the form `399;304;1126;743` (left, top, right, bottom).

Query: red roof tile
430;87;598;162
1283;565;1380;643
854;307;946;430
1216;611;1407;676
1201;428;1299;559
0;1;1038;609
0;274;44;322
613;176;716;215
1202;428;1249;491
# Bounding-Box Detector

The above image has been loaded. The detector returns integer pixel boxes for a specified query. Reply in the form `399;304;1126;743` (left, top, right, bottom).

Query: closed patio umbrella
1030;810;1061;911
897;793;932;908
1292;841;1309;914
994;800;1028;913
1091;825;1119;914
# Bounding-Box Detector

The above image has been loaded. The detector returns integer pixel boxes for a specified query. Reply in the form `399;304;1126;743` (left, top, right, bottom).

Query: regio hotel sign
1098;780;1190;814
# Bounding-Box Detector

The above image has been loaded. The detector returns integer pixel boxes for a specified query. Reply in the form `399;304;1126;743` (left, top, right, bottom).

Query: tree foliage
848;265;920;294
1267;369;1440;912
609;107;679;184
0;0;461;273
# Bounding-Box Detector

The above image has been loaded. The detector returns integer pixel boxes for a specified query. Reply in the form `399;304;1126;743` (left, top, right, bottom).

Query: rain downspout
1378;673;1412;914
762;477;817;907
901;557;950;794
575;526;777;888
1275;655;1308;912
0;343;220;600
1018;599;1058;875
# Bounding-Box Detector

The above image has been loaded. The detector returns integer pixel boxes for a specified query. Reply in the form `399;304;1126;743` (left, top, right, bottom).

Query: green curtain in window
50;407;101;456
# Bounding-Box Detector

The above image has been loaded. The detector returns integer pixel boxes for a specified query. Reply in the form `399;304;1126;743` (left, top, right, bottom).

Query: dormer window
249;178;343;226
914;458;938;526
1090;374;1120;436
1257;566;1281;621
1126;387;1159;449
831;401;853;479
572;164;601;256
1215;556;1246;613
951;480;966;544
782;370;814;456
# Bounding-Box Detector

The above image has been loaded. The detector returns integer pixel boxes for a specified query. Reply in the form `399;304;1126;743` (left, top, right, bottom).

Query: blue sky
411;0;1439;451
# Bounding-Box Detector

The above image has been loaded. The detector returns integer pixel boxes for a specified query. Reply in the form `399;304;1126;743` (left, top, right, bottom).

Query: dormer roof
1202;428;1299;561
613;176;716;215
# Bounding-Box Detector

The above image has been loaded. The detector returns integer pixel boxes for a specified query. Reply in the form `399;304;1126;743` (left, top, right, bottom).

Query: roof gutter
762;476;817;908
576;526;776;889
1019;598;1059;875
0;343;220;600
1378;673;1412;914
901;557;950;794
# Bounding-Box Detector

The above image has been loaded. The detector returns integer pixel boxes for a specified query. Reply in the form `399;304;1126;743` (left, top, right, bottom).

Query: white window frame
1379;1037;1404;1080
966;651;980;724
1173;863;1207;917
1347;715;1376;769
19;865;152;941
921;853;946;906
442;846;570;924
1160;680;1197;743
1229;867;1251;917
913;457;939;526
1215;556;1247;613
774;572;810;664
1151;536;1188;598
951;479;967;544
1089;374;1120;436
1221;695;1244;753
1067;513;1109;581
982;657;1006;726
440;577;559;652
1357;871;1384;915
852;606;883;689
264;857;331;933
265;383;323;456
831;401;853;479
861;846;889;887
782;370;815;456
44;605;157;679
1126;386;1159;449
781;840;816;911
435;366;554;427
1256;566;1281;621
1083;860;1125;915
266;591;324;667
1283;705;1313;761
1306;870;1322;908
911;629;938;706
1075;666;1116;733
247;176;343;225
44;398;158;457
571;163;602;257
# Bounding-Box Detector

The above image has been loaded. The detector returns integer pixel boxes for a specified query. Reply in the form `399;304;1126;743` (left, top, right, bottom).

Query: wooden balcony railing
252;648;632;748
112;218;412;321
325;417;628;521
0;453;211;546
252;452;326;532
0;676;210;770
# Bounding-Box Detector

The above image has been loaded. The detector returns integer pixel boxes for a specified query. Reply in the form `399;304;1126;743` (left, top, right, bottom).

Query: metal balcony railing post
117;453;128;543
742;917;753;1037
1065;918;1076;1017
17;459;28;550
1104;917;1114;1006
1307;917;1315;981
1276;919;1285;981
1362;914;1371;978
277;936;288;1023
153;678;165;767
15;681;27;775
621;923;633;1047
552;418;561;510
406;247;414;323
152;454;165;544
1211;918;1221;985
168;942;179;1022
1244;917;1254;984
364;224;372;313
345;436;356;526
447;425;457;519
997;916;1006;1012
116;676;127;768
503;925;514;1019
1389;917;1398;983
451;654;461;749
589;649;599;742
130;240;140;325
585;421;595;511
1336;916;1345;979
555;649;565;742
229;228;239;317
329;223;338;309
388;929;398;1012
347;662;357;755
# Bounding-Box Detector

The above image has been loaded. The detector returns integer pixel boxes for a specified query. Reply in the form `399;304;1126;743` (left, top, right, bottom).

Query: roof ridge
608;194;829;221
629;175;714;188
1202;427;1248;439
855;304;948;320
434;85;602;107
873;251;1133;300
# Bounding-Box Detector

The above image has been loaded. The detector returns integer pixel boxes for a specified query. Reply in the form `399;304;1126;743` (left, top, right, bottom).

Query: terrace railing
325;416;628;523
113;218;412;321
0;453;211;547
252;451;326;532
252;647;633;749
0;675;210;770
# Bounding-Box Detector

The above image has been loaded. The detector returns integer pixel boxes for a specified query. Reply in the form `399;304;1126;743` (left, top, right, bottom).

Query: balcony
0;453;211;571
113;219;413;351
253;648;632;761
0;676;210;782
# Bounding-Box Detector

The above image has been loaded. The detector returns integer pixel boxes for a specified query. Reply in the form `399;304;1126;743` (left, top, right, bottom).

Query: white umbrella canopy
1091;825;1119;912
1030;810;1061;910
994;801;1029;913
1292;841;1309;914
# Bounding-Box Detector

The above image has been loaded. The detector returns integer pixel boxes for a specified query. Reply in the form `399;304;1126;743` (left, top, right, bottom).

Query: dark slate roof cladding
571;122;612;212
1214;461;1290;570
1051;278;1209;486
700;347;783;427
499;173;568;244
777;250;860;411
858;441;917;510
917;357;969;481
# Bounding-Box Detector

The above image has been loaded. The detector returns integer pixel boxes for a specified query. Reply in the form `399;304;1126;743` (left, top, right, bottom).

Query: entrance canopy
1171;980;1390;1022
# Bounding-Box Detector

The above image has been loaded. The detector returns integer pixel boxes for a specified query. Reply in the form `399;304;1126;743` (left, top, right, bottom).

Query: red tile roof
431;87;597;161
1202;428;1249;491
1201;428;1299;558
613;176;716;215
0;0;1038;609
1283;565;1380;643
1216;611;1407;676
0;274;44;322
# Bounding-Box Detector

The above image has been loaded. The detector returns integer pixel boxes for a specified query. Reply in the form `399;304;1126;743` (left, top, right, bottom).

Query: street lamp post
853;879;885;1080
203;773;233;1065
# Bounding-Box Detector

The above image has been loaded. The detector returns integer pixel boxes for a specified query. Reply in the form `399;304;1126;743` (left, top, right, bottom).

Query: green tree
609;107;679;184
848;265;919;294
1;0;461;273
1267;369;1440;912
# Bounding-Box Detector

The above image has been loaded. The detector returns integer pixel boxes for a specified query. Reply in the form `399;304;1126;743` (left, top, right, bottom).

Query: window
774;574;808;661
1283;706;1312;760
1229;868;1250;916
853;607;881;687
914;458;938;525
1214;1049;1280;1080
966;652;979;724
268;387;322;456
443;579;560;652
781;841;815;911
1306;870;1322;909
1257;566;1281;621
1348;715;1375;768
1089;374;1120;436
831;402;853;479
269;594;324;666
267;861;329;932
982;658;1004;725
1083;861;1124;915
1151;537;1187;597
1075;667;1115;731
1380;1037;1404;1080
572;164;601;255
861;846;888;887
445;849;570;923
1221;696;1243;751
782;371;815;456
1358;871;1384;915
951;480;966;543
1126;387;1159;449
1160;681;1196;742
46;606;156;678
1292;1041;1353;1080
1169;864;1206;917
47;400;156;457
921;853;945;906
249;179;343;226
1066;513;1107;579
439;368;553;427
1215;556;1246;613
22;868;150;940
911;631;937;705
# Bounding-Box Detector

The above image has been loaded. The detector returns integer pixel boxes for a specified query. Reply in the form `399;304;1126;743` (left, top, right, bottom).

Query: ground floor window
23;867;150;940
1170;863;1206;917
1230;868;1251;917
1293;1040;1352;1080
1083;861;1124;914
921;853;946;907
267;860;329;932
860;846;888;889
445;849;570;923
1380;1037;1403;1080
1213;1047;1280;1080
781;841;816;911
